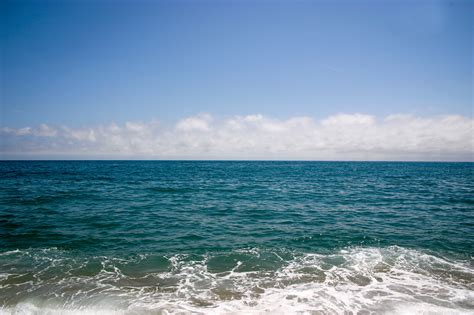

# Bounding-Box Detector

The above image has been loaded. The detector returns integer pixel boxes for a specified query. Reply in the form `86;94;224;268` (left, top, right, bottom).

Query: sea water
0;161;473;314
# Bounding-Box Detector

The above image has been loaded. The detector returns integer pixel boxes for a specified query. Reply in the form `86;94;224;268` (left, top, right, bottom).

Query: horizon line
1;159;472;163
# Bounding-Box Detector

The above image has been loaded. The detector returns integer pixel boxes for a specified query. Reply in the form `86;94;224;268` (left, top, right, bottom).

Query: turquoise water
1;161;473;314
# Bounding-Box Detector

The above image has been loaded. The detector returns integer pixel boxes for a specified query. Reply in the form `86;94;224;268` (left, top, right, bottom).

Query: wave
1;246;473;314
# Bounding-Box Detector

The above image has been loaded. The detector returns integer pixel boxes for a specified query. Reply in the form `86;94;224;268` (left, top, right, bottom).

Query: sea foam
1;246;473;314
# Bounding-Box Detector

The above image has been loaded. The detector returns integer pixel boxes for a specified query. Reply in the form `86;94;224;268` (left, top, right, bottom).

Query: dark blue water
1;161;473;314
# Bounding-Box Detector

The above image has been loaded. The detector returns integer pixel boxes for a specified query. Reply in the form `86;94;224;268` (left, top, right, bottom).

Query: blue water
1;161;473;314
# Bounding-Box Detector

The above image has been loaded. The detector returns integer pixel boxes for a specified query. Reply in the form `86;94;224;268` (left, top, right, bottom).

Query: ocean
0;161;473;314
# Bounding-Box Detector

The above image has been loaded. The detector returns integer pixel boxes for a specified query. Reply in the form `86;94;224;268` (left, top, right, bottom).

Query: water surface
1;161;473;314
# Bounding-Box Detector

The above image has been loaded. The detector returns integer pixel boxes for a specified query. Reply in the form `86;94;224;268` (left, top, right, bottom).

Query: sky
0;0;473;160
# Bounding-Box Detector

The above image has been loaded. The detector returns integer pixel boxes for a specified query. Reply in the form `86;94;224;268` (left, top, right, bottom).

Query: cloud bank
1;113;473;161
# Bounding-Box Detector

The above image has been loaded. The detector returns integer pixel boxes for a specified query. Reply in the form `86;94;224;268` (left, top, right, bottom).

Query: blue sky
0;0;472;160
1;0;472;128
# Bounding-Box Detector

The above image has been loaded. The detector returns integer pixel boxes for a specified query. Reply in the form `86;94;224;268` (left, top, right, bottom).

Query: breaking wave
1;246;473;314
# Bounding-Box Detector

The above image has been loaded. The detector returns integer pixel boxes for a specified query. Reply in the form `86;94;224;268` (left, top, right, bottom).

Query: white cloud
125;121;147;133
1;113;473;161
1;126;32;136
321;113;375;126
176;114;212;132
36;124;58;137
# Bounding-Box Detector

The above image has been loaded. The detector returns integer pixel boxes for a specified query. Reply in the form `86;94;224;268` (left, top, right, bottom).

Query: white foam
1;246;473;314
